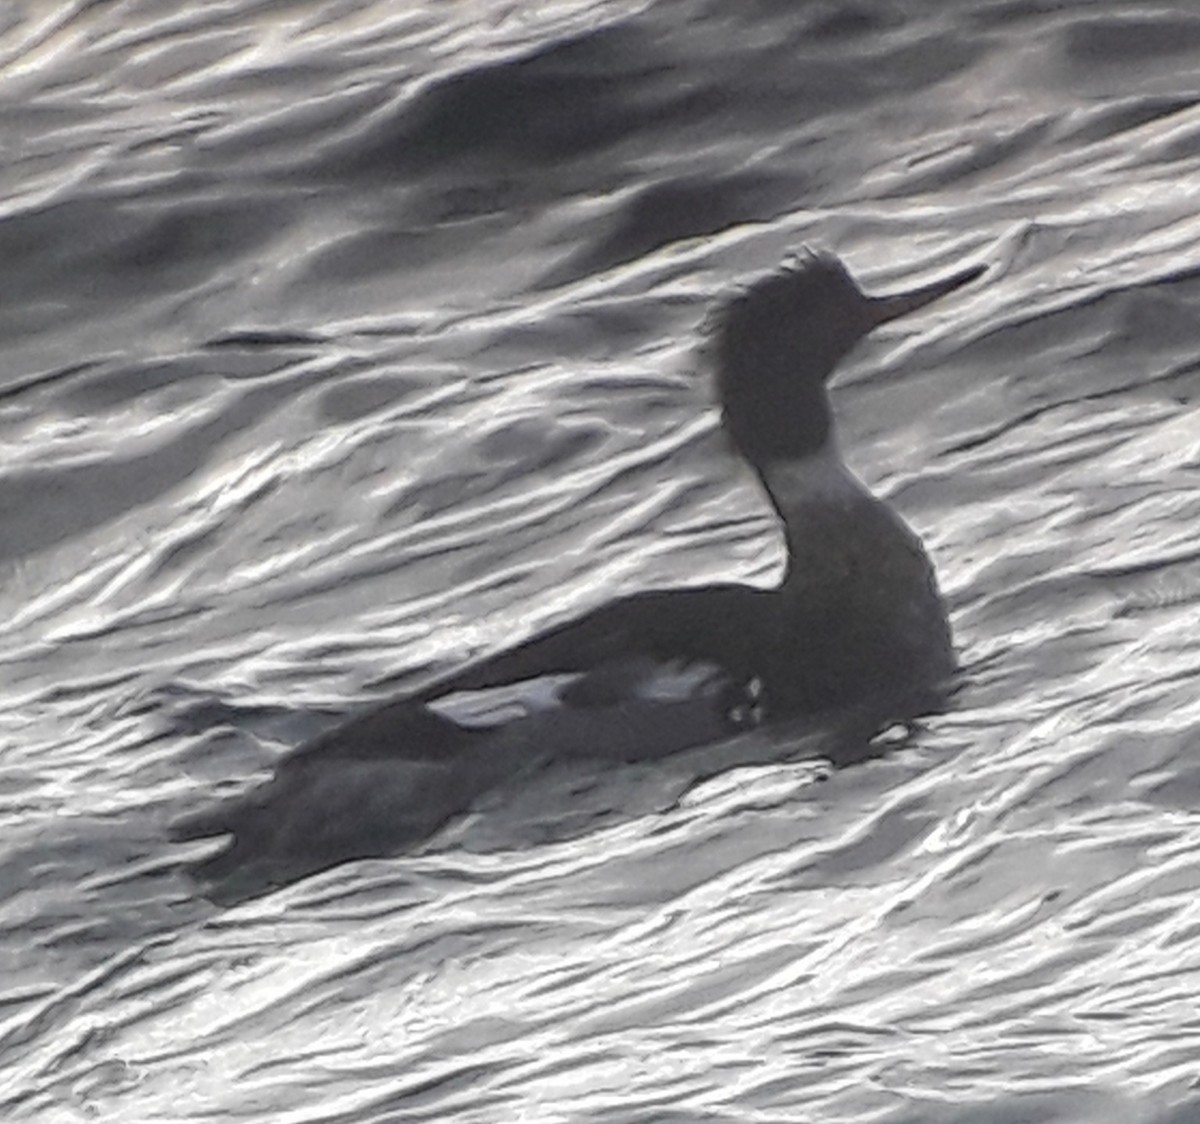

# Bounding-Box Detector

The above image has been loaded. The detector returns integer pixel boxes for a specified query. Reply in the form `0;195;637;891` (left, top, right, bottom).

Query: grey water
3;1;1200;1120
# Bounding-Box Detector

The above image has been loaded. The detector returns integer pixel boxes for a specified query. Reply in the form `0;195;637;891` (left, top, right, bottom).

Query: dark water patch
694;19;981;130
0;192;293;318
102;196;291;285
204;329;328;349
535;171;799;289
403;176;538;225
294;7;984;215
806;0;901;39
1064;12;1200;65
0;359;100;402
966;0;1099;30
858;26;979;95
696;0;901;38
0;197;128;286
324;22;680;177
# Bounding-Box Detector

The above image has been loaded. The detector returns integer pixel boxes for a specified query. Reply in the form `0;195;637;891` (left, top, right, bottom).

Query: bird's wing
282;583;777;768
411;582;777;701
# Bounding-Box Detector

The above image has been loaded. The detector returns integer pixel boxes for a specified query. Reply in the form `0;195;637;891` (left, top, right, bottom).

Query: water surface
3;1;1200;1120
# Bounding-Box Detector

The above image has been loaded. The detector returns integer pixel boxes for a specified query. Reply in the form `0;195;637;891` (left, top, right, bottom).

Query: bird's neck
720;375;834;464
750;441;875;580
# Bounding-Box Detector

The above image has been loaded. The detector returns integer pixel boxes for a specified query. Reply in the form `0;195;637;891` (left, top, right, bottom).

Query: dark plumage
172;247;984;900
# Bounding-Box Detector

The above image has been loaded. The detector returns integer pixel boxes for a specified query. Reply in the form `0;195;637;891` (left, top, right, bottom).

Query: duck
172;247;984;899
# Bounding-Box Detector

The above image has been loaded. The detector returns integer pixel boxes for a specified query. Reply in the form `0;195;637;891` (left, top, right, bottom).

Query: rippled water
4;1;1200;1120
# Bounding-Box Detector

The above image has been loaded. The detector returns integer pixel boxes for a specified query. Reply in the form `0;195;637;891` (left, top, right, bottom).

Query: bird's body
173;248;983;898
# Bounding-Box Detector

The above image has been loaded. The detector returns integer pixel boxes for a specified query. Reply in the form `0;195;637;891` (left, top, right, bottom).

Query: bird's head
713;248;983;461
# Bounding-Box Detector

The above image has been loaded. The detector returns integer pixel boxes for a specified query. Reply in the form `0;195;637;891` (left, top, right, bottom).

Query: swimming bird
172;248;983;898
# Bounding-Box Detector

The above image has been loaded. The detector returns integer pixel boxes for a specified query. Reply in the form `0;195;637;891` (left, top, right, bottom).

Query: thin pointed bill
868;261;986;326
